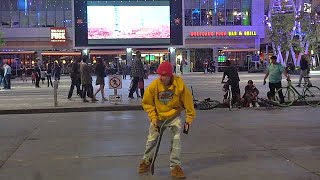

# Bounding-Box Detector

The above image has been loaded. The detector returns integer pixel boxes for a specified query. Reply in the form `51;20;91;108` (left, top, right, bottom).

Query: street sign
109;95;123;104
109;75;122;89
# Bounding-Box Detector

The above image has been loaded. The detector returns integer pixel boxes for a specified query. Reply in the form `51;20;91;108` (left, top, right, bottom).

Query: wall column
212;47;219;72
126;48;133;66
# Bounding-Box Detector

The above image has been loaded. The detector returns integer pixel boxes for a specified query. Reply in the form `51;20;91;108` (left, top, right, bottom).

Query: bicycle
272;76;320;107
191;86;220;110
221;81;241;110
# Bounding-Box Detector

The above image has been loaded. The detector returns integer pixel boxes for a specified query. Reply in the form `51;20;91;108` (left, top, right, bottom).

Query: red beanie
157;61;173;77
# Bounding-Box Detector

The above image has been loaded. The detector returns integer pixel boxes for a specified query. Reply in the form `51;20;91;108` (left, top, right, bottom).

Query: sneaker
249;103;253;107
138;160;150;173
128;96;134;99
171;165;186;179
83;99;89;103
102;98;108;101
255;102;260;107
296;84;301;87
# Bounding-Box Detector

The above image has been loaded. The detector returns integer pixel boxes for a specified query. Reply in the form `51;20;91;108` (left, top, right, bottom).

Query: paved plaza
0;72;320;114
0;108;319;180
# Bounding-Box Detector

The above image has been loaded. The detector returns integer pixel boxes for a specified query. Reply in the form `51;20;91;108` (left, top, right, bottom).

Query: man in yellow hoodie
138;61;196;179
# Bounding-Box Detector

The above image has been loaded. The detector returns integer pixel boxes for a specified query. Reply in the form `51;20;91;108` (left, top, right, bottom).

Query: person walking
3;62;12;89
34;64;41;88
80;57;97;103
68;59;82;100
21;66;27;82
0;65;4;90
52;62;61;83
297;55;312;87
138;62;196;179
128;51;145;99
94;58;107;101
46;64;53;87
263;55;290;103
40;68;46;84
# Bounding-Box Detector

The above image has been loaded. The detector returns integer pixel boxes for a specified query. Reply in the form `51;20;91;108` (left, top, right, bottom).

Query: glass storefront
0;0;72;28
184;0;251;26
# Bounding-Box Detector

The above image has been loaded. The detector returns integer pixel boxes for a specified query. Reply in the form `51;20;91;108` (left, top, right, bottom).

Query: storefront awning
222;48;259;52
90;50;126;55
0;51;36;55
41;51;81;56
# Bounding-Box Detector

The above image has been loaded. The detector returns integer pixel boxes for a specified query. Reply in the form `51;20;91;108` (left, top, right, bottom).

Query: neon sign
51;28;67;43
189;31;257;37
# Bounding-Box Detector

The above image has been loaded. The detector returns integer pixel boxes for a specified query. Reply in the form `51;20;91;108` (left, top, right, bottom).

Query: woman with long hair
94;58;107;101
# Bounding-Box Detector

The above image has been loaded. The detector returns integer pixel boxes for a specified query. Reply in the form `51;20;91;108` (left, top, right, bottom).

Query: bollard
54;80;58;107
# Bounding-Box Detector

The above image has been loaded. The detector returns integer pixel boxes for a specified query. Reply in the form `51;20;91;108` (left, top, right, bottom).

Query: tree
268;12;295;65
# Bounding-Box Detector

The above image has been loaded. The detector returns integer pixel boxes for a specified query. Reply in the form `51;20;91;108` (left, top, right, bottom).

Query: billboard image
88;6;170;39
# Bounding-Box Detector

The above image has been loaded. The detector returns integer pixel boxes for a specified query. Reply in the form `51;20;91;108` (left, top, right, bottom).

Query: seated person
241;80;259;107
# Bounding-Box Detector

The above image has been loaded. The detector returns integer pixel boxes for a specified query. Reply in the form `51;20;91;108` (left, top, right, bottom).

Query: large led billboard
74;0;183;47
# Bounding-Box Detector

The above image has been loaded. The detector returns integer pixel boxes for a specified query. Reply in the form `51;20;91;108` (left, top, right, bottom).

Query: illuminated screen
87;1;170;45
74;0;183;47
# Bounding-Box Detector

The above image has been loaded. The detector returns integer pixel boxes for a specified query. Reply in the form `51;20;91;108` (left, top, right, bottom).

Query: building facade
0;0;264;73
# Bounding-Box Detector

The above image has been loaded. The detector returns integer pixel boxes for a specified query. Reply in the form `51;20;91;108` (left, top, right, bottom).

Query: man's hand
151;119;158;128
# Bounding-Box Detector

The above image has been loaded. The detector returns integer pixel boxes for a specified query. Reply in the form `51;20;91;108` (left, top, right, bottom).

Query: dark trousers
129;77;144;98
4;74;11;89
47;75;53;87
230;81;241;104
68;79;81;98
35;76;40;87
268;82;284;103
82;84;93;100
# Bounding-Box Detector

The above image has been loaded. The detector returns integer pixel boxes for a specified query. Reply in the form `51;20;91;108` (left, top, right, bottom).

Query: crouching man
138;61;196;179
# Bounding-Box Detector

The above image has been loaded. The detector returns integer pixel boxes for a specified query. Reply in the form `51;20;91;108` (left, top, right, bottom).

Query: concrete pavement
0;72;320;114
0;108;319;179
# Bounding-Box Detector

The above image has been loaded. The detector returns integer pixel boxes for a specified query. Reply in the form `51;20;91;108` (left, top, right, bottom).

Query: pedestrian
128;51;145;99
31;72;36;84
94;58;107;101
52;62;61;83
21;66;27;82
68;59;82;100
46;64;53;87
0;64;4;89
40;68;46;84
34;64;41;88
138;61;196;179
121;63;127;79
80;57;97;103
3;62;12;89
263;55;290;103
297;55;312;87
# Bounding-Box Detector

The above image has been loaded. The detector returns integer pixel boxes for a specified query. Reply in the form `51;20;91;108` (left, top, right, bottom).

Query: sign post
53;80;58;107
109;75;123;104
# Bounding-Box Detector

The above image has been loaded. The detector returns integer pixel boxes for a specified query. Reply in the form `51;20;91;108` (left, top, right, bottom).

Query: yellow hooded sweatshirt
142;75;196;123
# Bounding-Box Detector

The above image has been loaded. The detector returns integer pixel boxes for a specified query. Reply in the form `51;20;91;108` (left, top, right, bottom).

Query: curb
0;101;317;115
0;105;144;115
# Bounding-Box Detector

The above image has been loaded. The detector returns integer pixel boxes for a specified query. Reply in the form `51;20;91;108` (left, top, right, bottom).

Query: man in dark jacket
68;59;82;99
297;55;311;87
221;60;241;106
128;51;145;99
34;64;41;88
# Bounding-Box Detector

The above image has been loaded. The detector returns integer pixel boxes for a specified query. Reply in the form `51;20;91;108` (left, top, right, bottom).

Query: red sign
51;28;66;43
189;31;257;37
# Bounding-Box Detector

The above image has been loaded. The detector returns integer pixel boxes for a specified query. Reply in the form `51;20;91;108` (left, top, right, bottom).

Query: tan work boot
138;160;150;173
171;165;186;179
